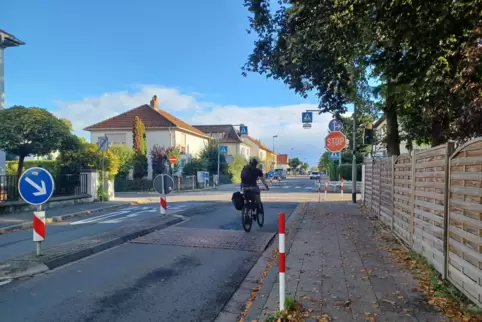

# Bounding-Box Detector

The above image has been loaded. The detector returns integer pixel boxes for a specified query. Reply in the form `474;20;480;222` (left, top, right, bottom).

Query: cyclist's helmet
249;158;258;167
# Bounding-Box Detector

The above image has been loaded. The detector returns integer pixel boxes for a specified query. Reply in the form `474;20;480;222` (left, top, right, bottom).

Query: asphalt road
0;200;212;262
0;201;298;321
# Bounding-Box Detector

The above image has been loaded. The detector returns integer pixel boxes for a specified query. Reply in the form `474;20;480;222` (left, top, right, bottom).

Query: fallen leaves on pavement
359;206;482;322
239;203;308;322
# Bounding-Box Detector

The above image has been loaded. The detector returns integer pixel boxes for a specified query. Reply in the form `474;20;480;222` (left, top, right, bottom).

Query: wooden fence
362;139;482;308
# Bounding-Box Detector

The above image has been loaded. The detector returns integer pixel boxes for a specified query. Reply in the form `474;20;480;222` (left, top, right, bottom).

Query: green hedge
6;160;59;176
329;163;362;181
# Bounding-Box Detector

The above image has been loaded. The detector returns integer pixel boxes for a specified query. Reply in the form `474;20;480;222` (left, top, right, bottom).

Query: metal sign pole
36;204;42;256
101;150;105;202
217;141;220;186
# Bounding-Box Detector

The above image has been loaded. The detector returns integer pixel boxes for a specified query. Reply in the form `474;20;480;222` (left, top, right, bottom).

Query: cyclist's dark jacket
241;165;263;186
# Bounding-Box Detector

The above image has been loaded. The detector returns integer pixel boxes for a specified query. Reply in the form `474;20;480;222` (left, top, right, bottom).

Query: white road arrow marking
25;177;47;196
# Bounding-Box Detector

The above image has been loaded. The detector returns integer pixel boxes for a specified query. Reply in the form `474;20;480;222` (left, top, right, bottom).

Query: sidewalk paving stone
258;202;449;322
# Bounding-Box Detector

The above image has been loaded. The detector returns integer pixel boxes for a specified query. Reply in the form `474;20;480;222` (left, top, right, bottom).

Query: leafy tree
0;106;73;177
310;166;318;172
150;145;168;177
228;156;248;184
301;163;309;171
289;157;301;169
57;141;120;179
132;116;147;179
199;140;227;175
110;145;134;178
182;158;208;176
132;116;147;154
61;118;73;131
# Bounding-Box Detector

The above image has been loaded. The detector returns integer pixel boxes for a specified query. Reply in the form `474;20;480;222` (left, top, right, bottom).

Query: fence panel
371;159;381;217
412;144;450;274
392;154;413;246
379;158;394;227
448;138;482;307
364;159;373;208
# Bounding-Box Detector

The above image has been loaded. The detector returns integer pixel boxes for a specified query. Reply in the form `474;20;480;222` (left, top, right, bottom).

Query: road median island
0;214;184;282
0;201;147;235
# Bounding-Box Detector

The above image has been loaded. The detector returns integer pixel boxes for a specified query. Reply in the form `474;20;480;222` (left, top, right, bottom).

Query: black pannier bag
231;191;244;211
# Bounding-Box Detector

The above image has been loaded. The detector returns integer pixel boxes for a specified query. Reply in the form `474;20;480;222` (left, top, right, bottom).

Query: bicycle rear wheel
241;205;252;232
256;203;264;227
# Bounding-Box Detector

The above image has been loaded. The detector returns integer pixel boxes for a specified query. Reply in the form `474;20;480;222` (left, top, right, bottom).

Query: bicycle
241;190;265;232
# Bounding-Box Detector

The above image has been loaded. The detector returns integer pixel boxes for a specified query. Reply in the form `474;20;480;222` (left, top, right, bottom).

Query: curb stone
214;202;308;322
0;201;147;235
0;214;185;282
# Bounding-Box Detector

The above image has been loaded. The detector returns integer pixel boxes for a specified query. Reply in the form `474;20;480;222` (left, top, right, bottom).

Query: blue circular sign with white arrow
18;167;55;205
328;119;343;132
267;171;274;179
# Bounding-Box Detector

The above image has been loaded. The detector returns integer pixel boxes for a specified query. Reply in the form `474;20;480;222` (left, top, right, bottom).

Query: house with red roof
84;96;210;179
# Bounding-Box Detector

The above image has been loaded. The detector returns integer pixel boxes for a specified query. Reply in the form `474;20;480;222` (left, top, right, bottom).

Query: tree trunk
16;154;26;178
385;108;401;157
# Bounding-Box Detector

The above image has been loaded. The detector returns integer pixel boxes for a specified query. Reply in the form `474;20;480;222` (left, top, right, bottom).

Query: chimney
150;95;159;109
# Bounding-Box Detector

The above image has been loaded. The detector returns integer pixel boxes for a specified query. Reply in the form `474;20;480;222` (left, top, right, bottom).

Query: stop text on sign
325;131;347;152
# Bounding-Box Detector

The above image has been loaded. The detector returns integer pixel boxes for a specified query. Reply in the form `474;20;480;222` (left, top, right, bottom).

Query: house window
105;133;127;146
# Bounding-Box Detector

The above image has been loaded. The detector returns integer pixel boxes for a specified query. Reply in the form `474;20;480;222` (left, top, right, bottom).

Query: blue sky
3;0;353;167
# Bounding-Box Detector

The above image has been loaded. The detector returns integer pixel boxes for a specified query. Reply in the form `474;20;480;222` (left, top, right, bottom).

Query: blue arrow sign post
328;119;343;132
18;167;55;206
18;167;55;256
267;171;274;179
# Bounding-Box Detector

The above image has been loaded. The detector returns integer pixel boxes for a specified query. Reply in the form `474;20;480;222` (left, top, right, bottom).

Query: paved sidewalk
0;201;130;232
258;202;448;321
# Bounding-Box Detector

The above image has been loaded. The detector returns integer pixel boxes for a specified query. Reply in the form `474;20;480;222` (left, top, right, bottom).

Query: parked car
273;168;287;180
310;171;321;180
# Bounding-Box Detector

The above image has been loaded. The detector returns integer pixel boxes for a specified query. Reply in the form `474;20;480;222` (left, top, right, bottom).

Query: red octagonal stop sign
325;131;346;152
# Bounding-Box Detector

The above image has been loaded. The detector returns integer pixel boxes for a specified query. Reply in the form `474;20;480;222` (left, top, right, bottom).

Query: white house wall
174;130;208;158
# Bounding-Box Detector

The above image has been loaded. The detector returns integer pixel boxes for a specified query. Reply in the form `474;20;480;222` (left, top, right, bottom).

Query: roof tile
84;104;207;137
192;124;242;143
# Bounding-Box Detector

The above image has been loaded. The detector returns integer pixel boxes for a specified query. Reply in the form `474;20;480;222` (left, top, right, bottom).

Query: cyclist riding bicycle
240;158;269;215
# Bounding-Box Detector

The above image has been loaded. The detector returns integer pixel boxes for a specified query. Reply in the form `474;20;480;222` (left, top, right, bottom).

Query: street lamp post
0;30;25;175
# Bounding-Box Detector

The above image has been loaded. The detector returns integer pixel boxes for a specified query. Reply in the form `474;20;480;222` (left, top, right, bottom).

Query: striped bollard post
278;212;286;311
340;177;344;200
325;177;329;201
33;209;46;256
160;196;167;215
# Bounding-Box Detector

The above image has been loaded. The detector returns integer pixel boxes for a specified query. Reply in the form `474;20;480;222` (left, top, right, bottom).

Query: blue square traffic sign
219;145;228;154
302;112;313;123
328;152;341;160
239;126;248;135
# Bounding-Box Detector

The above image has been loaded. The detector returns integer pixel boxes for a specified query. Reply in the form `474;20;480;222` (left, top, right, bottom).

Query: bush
199;140;228;174
110;145;135;178
228;156;247;184
6;160;58;176
133;153;148;179
182;158;208;176
330;163;362;181
56;141;120;179
150;145;169;177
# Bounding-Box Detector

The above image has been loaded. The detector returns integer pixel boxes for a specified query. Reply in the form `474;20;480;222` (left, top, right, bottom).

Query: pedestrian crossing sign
302;112;313;123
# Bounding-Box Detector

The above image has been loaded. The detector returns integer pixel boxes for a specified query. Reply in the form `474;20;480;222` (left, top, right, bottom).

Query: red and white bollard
340;177;344;200
325;177;329;201
278;212;286;310
33;210;46;256
160;196;167;215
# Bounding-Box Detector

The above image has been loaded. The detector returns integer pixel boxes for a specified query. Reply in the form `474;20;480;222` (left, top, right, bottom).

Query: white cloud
54;85;352;166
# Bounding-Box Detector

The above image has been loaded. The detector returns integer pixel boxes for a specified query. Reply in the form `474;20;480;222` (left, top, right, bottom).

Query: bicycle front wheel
241;206;252;232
